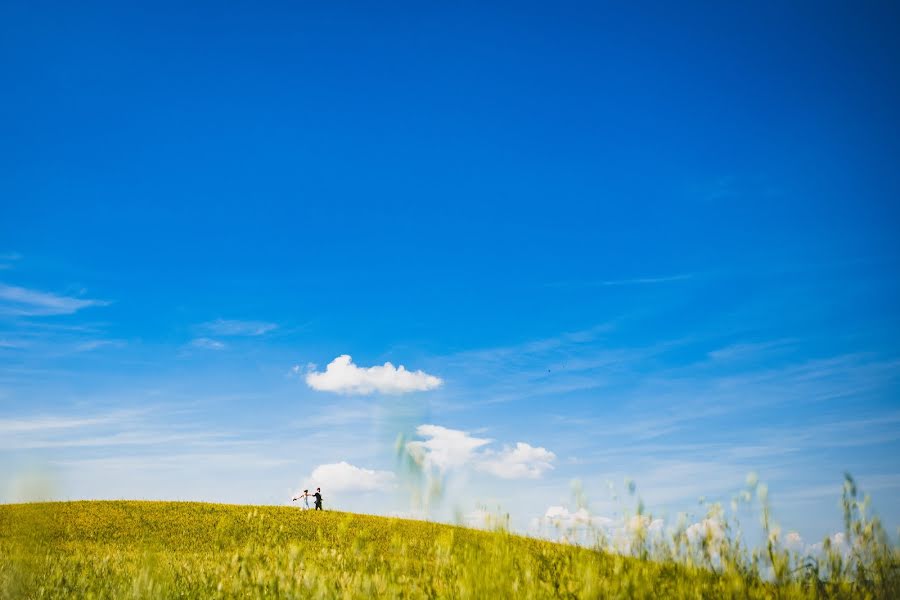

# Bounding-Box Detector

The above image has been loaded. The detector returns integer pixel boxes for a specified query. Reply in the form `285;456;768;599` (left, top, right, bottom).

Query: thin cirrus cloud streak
546;274;694;288
199;319;277;336
0;414;121;435
305;355;443;395
190;337;226;350
0;283;108;316
0;253;22;270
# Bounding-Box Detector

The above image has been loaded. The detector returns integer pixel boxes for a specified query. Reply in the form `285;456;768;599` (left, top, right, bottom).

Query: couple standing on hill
292;487;323;510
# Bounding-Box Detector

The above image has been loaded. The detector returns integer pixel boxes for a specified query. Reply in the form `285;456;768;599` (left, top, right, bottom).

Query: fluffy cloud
478;442;556;479
407;425;491;472
307;461;396;493
306;355;443;395
406;425;555;480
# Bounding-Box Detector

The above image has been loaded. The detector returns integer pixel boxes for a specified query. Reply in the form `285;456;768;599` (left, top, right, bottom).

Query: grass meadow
1;475;898;598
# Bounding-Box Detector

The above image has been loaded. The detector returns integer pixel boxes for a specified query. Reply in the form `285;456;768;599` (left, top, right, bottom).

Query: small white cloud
191;337;226;350
463;508;509;530
685;518;725;544
0;283;107;316
306;355;443;395
807;531;851;557
535;507;664;550
542;506;614;530
625;514;664;535
785;531;804;550
407;424;491;472
478;442;556;479
306;461;396;493
201;319;277;336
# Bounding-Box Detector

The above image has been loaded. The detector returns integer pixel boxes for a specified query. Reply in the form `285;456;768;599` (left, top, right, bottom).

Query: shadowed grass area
1;493;897;598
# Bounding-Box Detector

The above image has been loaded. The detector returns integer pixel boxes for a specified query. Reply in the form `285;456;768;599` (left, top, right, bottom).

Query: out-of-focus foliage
1;474;897;598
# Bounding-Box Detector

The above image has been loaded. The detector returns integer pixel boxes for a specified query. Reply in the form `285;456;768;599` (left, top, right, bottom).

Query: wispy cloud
0;414;121;435
190;337;226;350
0;283;108;316
547;274;694;288
707;339;795;361
0;252;22;270
199;319;277;336
597;274;694;286
74;339;123;352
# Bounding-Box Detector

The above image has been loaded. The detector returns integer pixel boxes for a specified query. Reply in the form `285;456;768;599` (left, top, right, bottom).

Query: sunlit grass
1;474;897;598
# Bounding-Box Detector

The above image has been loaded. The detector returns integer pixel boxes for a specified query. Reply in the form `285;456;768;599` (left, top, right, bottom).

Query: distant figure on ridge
314;487;323;510
291;489;311;509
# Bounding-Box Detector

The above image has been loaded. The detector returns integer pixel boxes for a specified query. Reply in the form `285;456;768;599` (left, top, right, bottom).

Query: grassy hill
0;500;896;598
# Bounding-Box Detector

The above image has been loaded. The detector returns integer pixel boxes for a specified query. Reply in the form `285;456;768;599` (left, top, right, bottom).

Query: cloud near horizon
306;461;396;493
305;355;443;395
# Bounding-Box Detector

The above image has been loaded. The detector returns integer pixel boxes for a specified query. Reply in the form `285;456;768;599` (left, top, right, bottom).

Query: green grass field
1;493;897;598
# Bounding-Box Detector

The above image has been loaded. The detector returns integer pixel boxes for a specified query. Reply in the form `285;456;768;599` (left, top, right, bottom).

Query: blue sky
2;1;899;546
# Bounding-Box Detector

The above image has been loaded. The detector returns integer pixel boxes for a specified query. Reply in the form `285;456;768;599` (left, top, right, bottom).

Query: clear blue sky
2;1;899;546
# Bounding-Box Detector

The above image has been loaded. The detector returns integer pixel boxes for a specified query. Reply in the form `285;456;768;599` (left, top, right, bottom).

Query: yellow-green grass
0;500;896;599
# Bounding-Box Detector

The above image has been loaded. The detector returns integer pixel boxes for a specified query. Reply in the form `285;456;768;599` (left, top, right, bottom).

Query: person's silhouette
291;489;312;509
313;487;323;510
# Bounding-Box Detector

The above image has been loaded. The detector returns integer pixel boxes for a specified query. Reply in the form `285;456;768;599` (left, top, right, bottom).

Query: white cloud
534;507;666;550
406;425;555;480
478;442;556;479
407;425;491;472
306;461;396;493
463;508;510;530
305;355;443;395
807;532;851;557
685;518;725;544
0;415;116;435
785;531;804;550
0;283;107;316
200;319;277;336
624;514;665;535
191;337;226;350
541;505;614;530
